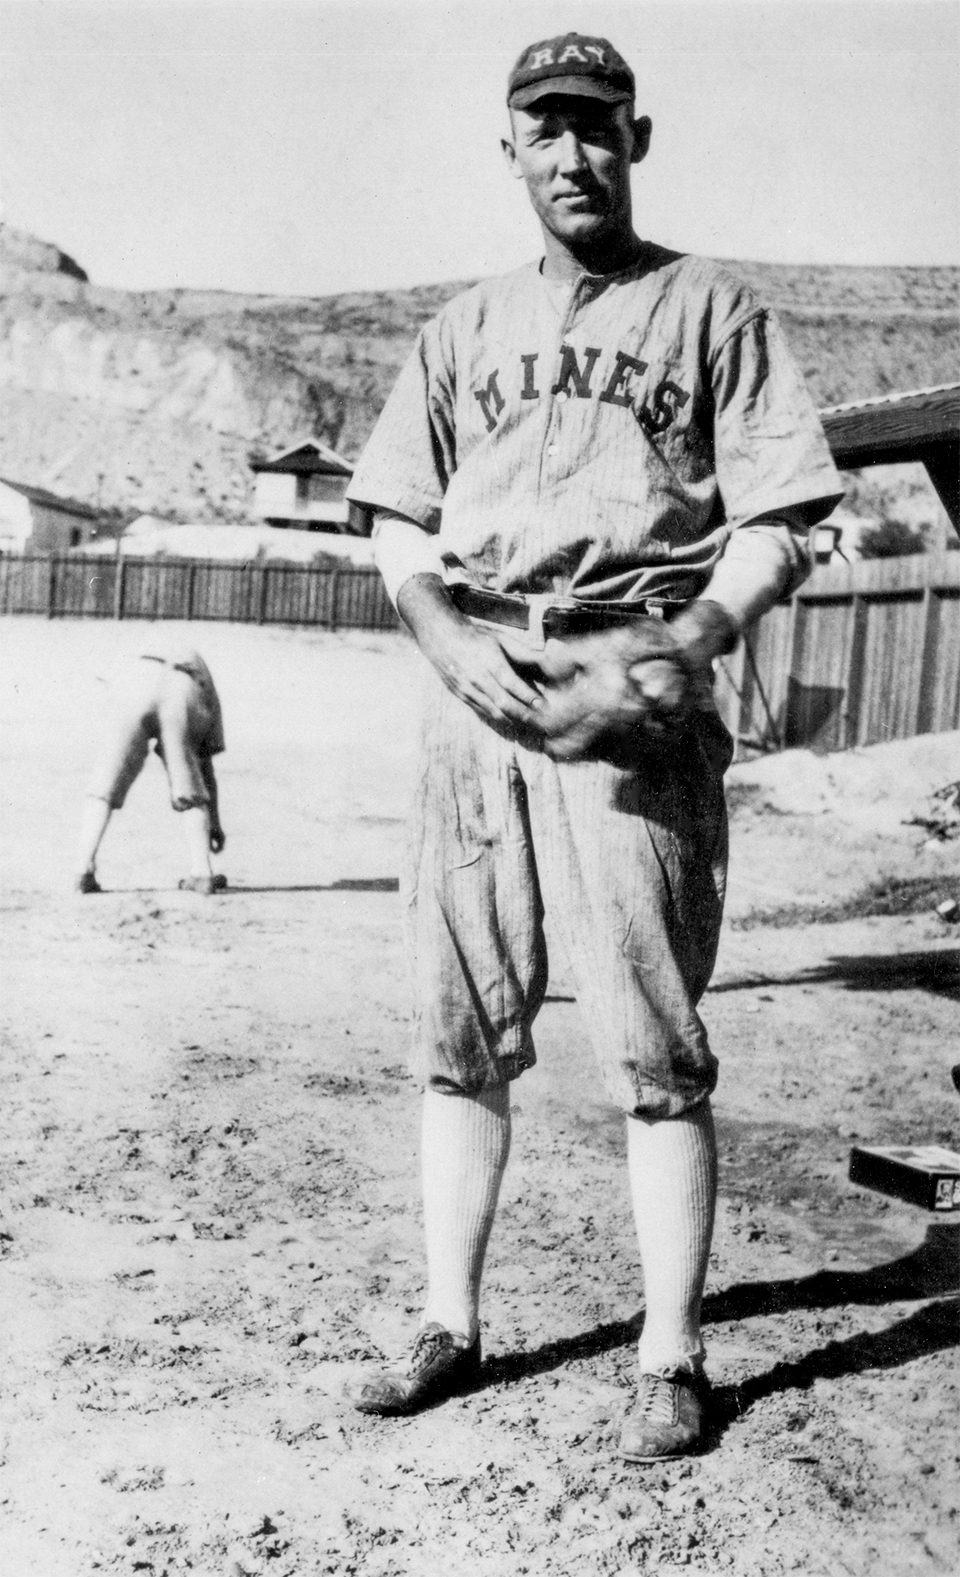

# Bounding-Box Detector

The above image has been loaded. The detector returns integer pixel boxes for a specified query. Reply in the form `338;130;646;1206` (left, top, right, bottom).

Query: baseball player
346;31;843;1459
75;636;227;896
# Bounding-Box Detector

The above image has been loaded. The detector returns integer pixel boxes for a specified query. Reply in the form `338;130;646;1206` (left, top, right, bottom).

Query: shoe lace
638;1375;678;1424
407;1326;449;1371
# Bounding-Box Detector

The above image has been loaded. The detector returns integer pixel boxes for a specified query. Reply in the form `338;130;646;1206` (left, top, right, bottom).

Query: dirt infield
1;617;958;1577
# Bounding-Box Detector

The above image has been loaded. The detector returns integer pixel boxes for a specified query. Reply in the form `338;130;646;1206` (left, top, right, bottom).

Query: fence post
113;556;126;619
781;593;807;748
258;564;270;625
840;593;868;750
47;556;58;619
186;561;197;621
726;639;750;752
742;635;781;752
914;585;938;736
328;569;340;632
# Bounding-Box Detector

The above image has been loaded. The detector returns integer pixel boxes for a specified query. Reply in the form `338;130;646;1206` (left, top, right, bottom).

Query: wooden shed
250;440;371;535
0;478;100;553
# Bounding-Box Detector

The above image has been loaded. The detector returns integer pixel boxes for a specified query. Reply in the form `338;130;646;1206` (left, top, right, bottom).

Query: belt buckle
524;594;556;651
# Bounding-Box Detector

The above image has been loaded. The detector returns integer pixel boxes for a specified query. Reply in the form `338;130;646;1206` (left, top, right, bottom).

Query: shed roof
0;477;99;518
818;383;960;530
250;440;354;477
818;383;960;469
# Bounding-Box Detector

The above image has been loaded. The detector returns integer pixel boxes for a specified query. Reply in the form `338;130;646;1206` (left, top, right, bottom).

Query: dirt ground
1;616;958;1577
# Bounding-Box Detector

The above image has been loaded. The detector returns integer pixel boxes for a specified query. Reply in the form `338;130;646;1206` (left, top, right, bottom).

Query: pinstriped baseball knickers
405;672;733;1119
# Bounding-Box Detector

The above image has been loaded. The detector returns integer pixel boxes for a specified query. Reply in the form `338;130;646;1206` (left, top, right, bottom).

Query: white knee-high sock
627;1098;717;1377
421;1085;511;1343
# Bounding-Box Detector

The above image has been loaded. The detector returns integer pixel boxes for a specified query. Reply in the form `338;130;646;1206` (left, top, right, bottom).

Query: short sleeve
346;321;458;532
711;310;844;531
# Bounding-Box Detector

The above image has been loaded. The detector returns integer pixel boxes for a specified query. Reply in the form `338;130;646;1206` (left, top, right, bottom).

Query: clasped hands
419;593;737;765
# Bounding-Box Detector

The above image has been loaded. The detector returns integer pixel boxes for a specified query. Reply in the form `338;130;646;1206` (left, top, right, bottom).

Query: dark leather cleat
76;871;102;894
620;1372;708;1462
354;1322;481;1416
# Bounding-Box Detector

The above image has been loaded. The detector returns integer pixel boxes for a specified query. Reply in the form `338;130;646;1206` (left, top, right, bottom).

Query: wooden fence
0;552;399;631
714;552;959;753
1;549;957;753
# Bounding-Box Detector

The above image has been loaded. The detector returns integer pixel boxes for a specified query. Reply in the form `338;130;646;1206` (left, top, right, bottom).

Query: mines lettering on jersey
473;346;691;437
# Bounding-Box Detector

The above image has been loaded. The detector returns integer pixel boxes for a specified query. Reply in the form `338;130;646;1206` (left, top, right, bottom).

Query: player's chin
551;213;617;252
551;209;608;240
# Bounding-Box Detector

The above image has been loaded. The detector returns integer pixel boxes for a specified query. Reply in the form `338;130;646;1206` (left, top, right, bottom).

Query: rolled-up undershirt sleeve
346;325;457;530
707;513;815;618
372;511;446;607
712;310;844;532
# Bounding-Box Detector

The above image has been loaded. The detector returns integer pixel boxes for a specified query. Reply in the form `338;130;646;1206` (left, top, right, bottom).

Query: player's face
503;98;650;250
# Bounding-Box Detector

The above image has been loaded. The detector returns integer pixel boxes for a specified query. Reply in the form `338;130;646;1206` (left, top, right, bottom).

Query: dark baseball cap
507;32;635;110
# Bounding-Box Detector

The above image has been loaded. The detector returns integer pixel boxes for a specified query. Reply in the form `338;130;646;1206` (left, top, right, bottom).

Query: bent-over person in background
76;638;227;896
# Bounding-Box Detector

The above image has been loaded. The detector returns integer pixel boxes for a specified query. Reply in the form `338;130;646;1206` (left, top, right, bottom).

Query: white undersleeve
372;511;445;607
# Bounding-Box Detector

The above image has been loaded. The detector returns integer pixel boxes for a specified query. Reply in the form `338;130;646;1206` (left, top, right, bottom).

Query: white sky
1;0;958;297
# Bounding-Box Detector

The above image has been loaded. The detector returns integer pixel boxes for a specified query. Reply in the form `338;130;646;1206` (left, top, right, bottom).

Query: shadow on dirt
709;948;959;1001
81;878;401;895
477;1226;960;1417
709;1296;959;1443
703;1223;960;1321
228;877;401;893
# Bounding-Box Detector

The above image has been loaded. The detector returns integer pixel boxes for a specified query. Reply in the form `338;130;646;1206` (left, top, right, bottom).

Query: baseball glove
531;602;737;766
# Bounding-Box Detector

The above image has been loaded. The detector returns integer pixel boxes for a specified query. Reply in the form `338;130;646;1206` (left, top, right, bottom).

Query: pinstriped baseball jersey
347;245;842;602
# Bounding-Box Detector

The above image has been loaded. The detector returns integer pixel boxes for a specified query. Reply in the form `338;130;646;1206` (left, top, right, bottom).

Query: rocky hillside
1;223;957;522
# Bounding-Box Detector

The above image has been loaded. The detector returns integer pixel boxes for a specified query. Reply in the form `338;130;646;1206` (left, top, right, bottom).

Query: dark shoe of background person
178;874;227;894
620;1371;709;1462
76;871;102;894
354;1322;481;1415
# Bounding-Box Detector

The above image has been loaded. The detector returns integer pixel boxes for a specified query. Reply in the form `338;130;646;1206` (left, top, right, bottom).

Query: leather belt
449;582;683;640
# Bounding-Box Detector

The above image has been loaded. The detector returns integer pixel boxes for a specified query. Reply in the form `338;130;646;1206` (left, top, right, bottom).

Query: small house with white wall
0;478;100;552
250;440;371;535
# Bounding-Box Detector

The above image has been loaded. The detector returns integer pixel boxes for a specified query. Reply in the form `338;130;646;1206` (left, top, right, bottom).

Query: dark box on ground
849;1144;960;1212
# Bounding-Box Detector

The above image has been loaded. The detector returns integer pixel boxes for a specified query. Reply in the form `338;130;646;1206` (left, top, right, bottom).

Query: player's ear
630;115;652;165
501;134;525;180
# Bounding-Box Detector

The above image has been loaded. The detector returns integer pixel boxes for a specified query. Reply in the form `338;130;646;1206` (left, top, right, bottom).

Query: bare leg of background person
75;797;113;889
180;804;215;880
